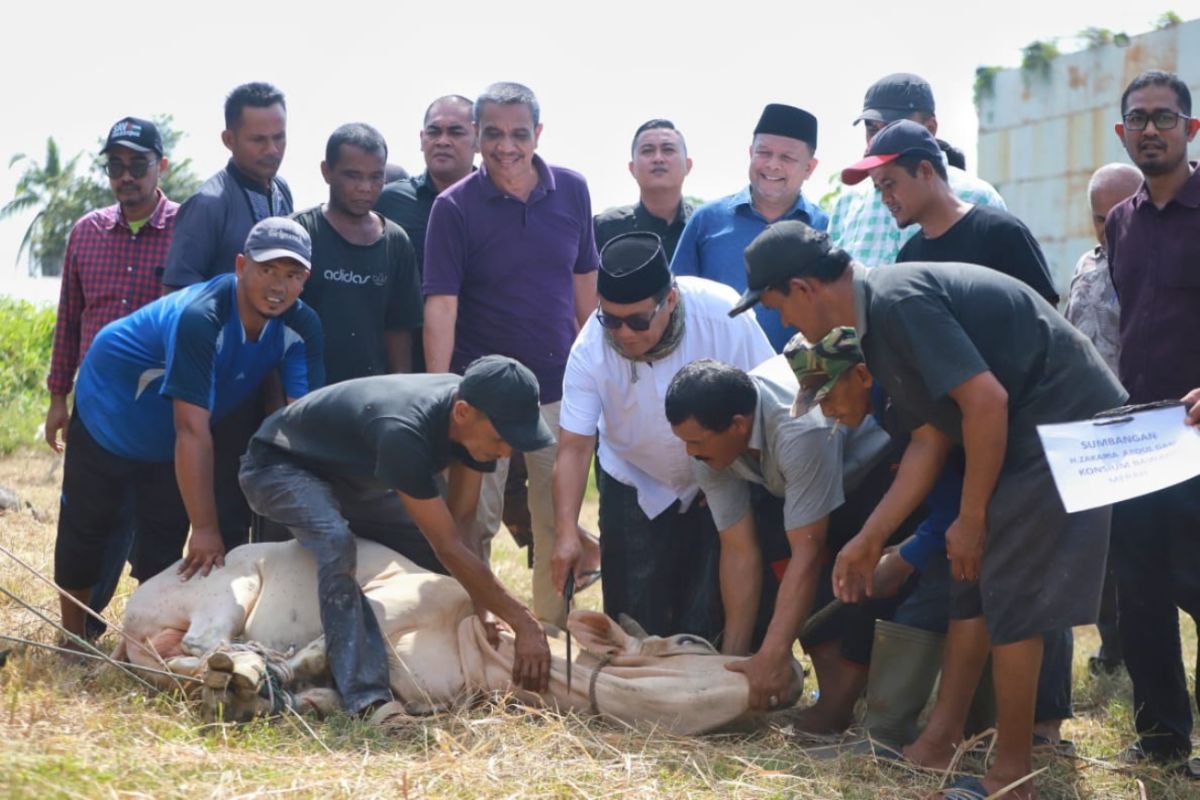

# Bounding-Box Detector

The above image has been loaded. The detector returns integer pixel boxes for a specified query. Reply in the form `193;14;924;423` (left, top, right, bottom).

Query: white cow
118;540;804;734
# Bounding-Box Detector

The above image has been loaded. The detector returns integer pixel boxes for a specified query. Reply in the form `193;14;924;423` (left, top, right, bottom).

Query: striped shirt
48;190;178;395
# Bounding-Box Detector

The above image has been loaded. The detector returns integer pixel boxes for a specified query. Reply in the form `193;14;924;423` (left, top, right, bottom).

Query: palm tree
0;137;106;277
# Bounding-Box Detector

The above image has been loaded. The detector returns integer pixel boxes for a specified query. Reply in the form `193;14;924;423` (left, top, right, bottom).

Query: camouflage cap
783;326;864;416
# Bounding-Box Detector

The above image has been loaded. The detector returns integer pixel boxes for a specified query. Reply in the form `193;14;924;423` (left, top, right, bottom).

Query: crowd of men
46;70;1200;798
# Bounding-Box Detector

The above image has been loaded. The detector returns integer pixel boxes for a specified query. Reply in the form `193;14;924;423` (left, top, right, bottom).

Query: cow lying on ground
117;539;804;734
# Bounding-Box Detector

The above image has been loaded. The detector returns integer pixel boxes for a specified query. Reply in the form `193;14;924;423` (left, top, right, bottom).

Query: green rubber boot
862;619;946;747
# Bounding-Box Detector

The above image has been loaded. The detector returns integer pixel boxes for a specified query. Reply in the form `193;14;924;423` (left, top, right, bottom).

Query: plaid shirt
48;190;178;395
828;165;1006;268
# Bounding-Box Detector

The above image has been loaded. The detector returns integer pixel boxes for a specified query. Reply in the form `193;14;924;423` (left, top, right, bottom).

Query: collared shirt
73;273;324;462
48;190;178;395
374;170;442;269
1105;163;1200;404
1064;245;1120;374
162;160;293;288
559;276;774;519
853;263;1127;464
593;199;695;259
671;188;829;351
423;154;600;404
829;165;1006;268
694;356;890;532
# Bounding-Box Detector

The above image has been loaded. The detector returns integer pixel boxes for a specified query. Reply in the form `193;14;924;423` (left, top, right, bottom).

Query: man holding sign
734;221;1125;800
1104;69;1200;772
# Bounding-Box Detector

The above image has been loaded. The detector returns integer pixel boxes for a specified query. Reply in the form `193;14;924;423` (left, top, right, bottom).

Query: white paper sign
1037;405;1200;513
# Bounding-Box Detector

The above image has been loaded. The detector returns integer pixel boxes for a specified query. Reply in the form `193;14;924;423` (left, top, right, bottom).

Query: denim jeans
238;449;393;715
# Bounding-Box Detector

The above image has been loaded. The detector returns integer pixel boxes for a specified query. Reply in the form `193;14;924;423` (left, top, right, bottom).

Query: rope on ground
0;583;160;693
0;541;144;655
0;633;200;684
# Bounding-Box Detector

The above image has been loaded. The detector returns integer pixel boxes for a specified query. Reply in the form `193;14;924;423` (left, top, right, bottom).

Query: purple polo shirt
1106;162;1200;404
423;154;599;403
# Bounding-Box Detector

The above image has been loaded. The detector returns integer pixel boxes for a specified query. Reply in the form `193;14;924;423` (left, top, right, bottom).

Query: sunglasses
596;299;666;332
1122;110;1192;131
101;160;153;179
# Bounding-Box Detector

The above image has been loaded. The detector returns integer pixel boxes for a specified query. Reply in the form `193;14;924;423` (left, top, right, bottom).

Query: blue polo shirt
671;187;828;351
423;155;599;403
74;273;324;462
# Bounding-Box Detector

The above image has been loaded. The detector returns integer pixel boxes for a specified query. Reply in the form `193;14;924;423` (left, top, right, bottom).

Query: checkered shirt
828;165;1007;268
48;190;178;395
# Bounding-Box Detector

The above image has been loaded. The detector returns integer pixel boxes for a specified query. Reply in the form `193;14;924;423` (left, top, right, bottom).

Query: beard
1134;146;1186;176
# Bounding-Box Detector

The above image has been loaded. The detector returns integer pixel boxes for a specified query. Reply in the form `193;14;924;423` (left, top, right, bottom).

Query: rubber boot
862;619;946;747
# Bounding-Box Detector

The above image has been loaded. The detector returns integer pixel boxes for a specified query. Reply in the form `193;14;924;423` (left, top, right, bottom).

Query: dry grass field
1;447;1196;799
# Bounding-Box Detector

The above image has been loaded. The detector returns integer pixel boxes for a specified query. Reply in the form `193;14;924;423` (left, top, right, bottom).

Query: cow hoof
366;700;413;731
293;688;342;718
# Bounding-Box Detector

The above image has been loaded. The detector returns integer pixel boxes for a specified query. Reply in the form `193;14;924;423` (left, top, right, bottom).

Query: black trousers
211;393;260;551
54;413;190;588
597;465;723;643
1112;473;1200;759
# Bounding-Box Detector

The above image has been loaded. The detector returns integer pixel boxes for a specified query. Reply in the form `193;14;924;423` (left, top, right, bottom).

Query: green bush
0;298;56;453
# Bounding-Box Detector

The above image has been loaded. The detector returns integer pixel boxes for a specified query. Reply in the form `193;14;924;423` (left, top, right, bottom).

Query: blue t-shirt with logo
74;273;324;462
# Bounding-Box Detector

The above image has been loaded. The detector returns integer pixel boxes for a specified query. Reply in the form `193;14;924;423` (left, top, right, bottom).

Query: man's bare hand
725;649;795;711
832;533;883;603
1183;388;1200;426
511;621;551;693
550;531;582;597
945;515;986;582
45;396;70;453
178;526;226;581
872;548;915;599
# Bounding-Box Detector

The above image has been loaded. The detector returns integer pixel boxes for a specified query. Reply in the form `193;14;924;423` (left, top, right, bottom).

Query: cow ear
567;610;633;656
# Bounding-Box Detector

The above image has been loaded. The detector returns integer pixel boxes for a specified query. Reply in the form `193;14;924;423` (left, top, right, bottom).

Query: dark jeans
238;448;396;715
1112;474;1200;759
597;465;723;643
55;412;189;589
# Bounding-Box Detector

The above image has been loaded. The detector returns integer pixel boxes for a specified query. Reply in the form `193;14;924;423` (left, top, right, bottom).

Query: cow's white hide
120;540;803;734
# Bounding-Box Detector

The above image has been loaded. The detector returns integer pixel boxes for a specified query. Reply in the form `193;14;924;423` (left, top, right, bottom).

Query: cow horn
616;614;649;639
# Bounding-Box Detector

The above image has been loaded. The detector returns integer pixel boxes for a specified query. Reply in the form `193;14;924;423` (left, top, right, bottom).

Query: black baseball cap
729;221;834;317
841;119;942;185
854;73;935;126
459;356;555;452
102;116;164;157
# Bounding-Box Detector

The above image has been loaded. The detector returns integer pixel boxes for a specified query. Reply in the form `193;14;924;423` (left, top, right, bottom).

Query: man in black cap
551;232;773;641
828;73;1006;268
594;119;694;258
672;104;826;351
842;120;1058;305
738;220;1125;799
45;116;178;640
239;355;556;718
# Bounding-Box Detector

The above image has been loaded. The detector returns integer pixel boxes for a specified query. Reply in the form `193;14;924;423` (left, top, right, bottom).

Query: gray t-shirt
250;373;494;499
693;356;891;531
856;262;1128;463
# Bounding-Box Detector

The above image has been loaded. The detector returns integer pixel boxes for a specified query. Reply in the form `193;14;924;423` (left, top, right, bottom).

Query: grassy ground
1;447;1196;799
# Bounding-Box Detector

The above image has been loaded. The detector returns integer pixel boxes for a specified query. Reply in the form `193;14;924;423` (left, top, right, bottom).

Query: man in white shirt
551;232;774;640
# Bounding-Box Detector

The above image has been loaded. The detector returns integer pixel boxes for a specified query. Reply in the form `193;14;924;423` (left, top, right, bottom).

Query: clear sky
2;0;1198;291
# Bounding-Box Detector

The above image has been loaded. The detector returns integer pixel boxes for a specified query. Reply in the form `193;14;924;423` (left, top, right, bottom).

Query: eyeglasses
101;160;152;179
1122;110;1192;131
596;299;665;332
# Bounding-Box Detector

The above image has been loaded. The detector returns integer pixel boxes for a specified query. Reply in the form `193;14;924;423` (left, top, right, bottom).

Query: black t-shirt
292;206;422;384
374;172;437;269
896;205;1059;305
593;200;694;261
250;373;495;499
858;263;1127;464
